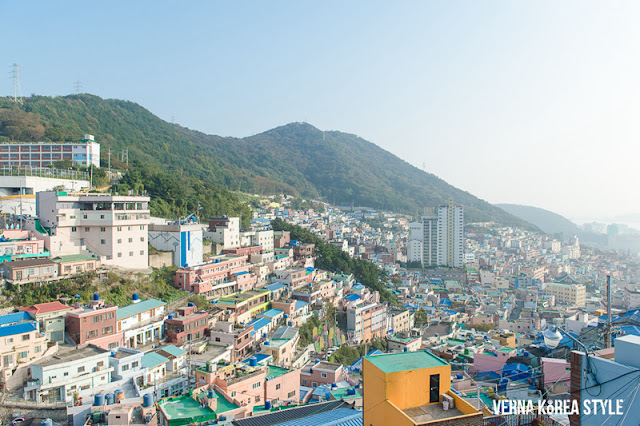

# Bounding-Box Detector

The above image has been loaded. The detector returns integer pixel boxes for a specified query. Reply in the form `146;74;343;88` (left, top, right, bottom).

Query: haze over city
3;1;638;220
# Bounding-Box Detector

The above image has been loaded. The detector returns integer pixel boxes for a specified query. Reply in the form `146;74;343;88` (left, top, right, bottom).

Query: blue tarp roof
440;299;452;307
344;294;361;302
618;325;640;337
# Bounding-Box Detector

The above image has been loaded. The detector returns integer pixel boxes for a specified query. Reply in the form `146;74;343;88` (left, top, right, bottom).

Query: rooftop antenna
74;80;82;94
10;63;23;105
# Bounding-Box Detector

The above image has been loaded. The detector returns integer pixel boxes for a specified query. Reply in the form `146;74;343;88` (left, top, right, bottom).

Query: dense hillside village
0;132;637;426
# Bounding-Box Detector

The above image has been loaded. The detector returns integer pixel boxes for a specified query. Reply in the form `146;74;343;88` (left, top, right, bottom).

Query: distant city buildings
408;198;464;267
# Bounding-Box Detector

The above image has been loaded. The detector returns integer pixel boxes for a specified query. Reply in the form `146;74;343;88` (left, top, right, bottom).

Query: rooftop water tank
93;394;104;406
187;302;195;307
93;293;100;301
249;357;258;367
132;293;140;301
105;393;115;405
143;394;154;407
265;400;272;410
347;388;356;396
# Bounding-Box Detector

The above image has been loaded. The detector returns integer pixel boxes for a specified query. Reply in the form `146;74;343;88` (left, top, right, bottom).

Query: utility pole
108;148;111;172
606;275;612;348
10;63;23;105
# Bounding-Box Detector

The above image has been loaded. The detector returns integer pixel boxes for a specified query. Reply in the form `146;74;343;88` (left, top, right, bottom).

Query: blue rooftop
261;308;284;319
294;300;309;311
0;311;32;326
265;282;287;292
0;322;37;337
235;271;249;276
344;294;361;302
248;317;271;332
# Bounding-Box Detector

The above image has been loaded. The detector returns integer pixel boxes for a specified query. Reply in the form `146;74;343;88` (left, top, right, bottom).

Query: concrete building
65;297;119;347
24;345;113;403
20;301;73;342
164;304;208;345
0;311;51;387
544;282;586;307
0;229;46;262
363;351;481;425
388;309;415;335
174;255;248;297
300;361;347;388
149;222;203;268
0;134;100;169
116;297;166;349
407;199;464;268
33;191;150;269
0;171;90;199
347;303;387;344
207;216;240;249
0;258;58;284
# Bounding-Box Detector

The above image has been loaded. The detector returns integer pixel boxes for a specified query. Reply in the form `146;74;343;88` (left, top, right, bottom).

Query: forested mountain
0;94;534;227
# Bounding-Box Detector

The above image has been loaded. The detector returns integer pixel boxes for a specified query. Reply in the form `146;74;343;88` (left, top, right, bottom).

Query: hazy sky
3;1;638;220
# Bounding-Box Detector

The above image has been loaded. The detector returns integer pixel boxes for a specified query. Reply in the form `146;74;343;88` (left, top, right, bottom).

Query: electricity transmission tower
10;63;23;105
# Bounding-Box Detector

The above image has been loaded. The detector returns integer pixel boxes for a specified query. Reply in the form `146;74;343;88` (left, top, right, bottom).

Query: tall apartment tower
407;199;463;268
437;198;464;268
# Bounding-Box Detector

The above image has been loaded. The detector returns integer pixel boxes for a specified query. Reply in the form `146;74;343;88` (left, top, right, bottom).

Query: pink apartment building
174;255;249;297
300;361;347;388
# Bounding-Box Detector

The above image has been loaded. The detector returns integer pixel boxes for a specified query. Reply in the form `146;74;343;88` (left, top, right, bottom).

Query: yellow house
363;350;482;426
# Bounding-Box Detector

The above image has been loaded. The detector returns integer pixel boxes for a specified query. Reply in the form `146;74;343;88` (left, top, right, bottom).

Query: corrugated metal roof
141;351;168;369
0;311;31;326
0;321;37;337
232;401;352;426
276;408;362;426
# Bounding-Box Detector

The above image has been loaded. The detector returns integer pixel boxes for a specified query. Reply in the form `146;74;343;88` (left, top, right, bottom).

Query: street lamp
543;325;599;392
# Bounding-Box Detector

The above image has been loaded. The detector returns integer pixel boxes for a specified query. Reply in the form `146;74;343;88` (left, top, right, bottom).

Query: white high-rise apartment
437;198;464;268
33;191;150;269
407;199;464;268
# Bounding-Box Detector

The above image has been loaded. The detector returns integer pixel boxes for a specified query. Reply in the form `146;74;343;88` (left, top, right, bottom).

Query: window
5;338;13;344
35;346;41;353
321;372;327;378
117;239;122;244
16;351;25;360
252;382;261;389
132;361;139;368
117;227;122;231
129;251;134;257
140;225;144;230
92;315;102;323
128;238;133;243
230;391;236;397
72;227;77;232
100;215;105;220
64;372;69;376
275;384;281;390
22;334;30;341
140;250;144;255
255;396;261;402
140;237;145;242
83;214;87;219
101;239;106;245
122;364;130;371
103;326;113;334
288;391;296;398
84;227;90;232
117;253;122;258
78;366;85;373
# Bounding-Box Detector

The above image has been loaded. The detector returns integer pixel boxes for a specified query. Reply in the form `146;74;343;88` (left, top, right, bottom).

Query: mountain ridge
0;94;535;229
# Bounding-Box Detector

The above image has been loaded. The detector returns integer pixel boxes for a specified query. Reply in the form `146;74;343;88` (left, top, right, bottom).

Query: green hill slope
0;94;534;228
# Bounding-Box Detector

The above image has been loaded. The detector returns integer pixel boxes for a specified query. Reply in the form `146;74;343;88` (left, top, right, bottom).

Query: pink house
541;357;571;391
473;347;517;373
300;361;347;388
174;255;249;296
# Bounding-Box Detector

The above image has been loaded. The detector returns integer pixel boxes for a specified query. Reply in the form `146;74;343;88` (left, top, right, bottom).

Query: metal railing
1;166;89;181
484;413;565;426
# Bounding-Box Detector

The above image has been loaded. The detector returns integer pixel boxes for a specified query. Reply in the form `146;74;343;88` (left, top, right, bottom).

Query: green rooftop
160;390;239;426
267;365;290;379
365;350;448;374
117;299;165;320
52;253;98;263
498;347;515;353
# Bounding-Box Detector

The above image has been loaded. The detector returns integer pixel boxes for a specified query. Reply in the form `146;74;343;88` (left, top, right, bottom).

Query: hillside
0;94;534;227
496;203;608;246
495;204;580;235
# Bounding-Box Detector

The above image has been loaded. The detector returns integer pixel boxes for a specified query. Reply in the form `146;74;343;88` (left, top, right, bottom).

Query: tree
414;308;428;326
